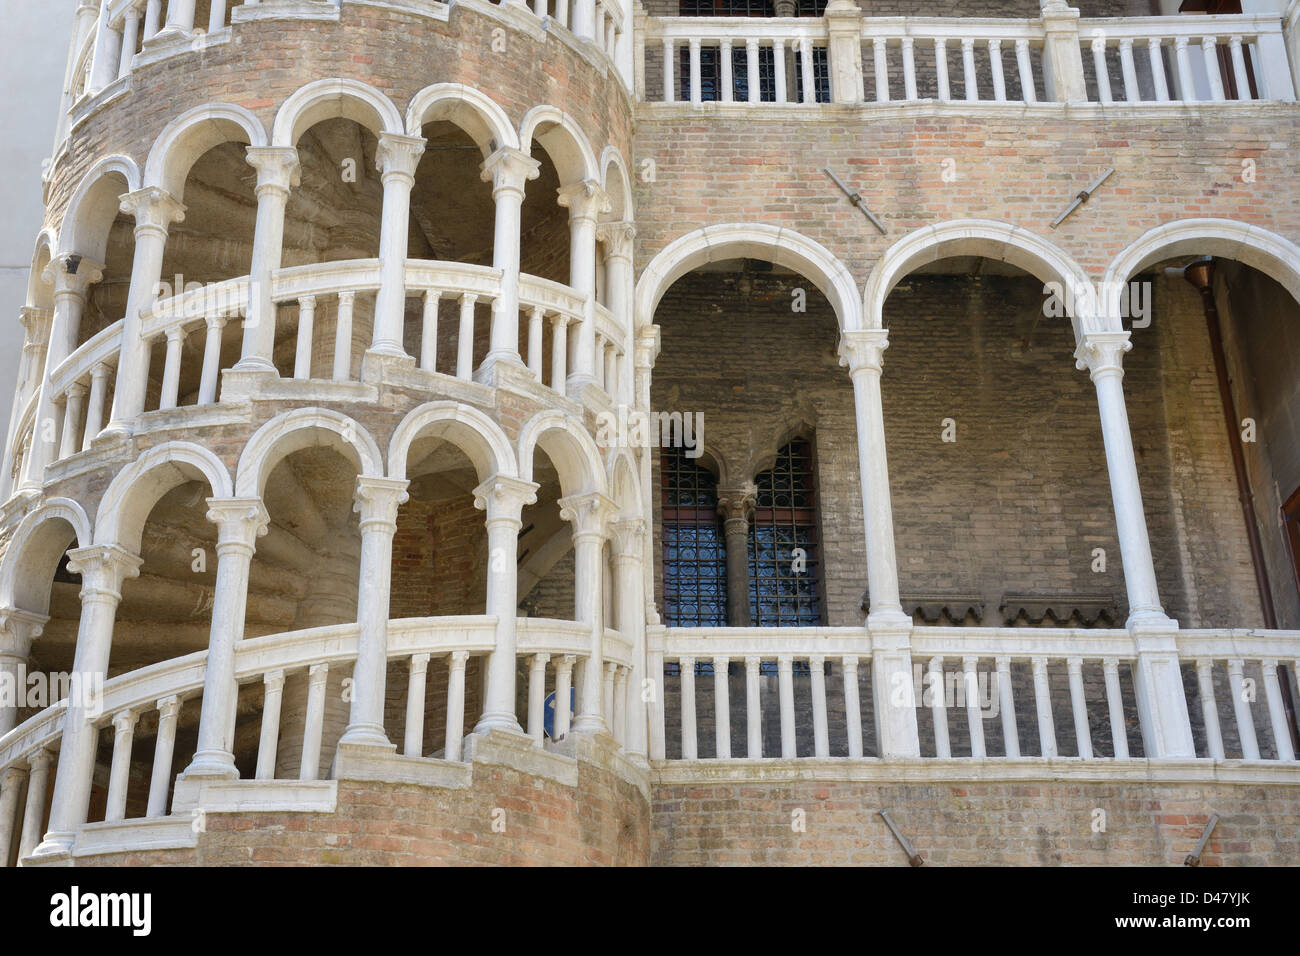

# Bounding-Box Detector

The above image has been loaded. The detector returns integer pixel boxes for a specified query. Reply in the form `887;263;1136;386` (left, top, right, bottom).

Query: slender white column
810;655;829;757
1201;36;1225;101
934;38;950;100
843;656;863;758
526;307;545;379
445;651;470;760
299;663;329;780
799;39;815;103
197;313;227;404
1015;38;1035;102
996;656;1019;757
0;610;46;737
1031;656;1057;758
872;38;889;102
713;655;731;759
527;653;549;743
721;39;734;102
404;654;431;756
143;0;162;40
928;656;950;758
118;5;141;80
58;383;87;460
777;656;796;757
745;655;762;759
472;477;539;735
1261;661;1295;761
368;133;425;361
1194;659;1224;759
1228;36;1251;101
1091;35;1112;103
613;666;629;745
679;655;697;759
333;291;355;381
162;0;196;34
182;499;268;779
901;36;918;100
208;0;227;33
235;148;299;376
554;654;575;739
89;1;123;92
1227;659;1260;759
1148;38;1169;101
158;327;184;410
19;751;54;862
255;670;285;779
456;294;476;380
595;221;634;396
33;546;141;858
663;38;675;102
549;314;569;396
104;709;138;822
107;188;185;432
688;38;702;104
557;181;608;393
610;519;648;758
602;662;617;736
146;695;181;815
1067;656;1092;759
962;37;979;101
420;291;440;373
1103;657;1130;759
963;656;985;758
0;766;26;865
1174;37;1195;100
294;296;315;379
746;39;760;104
1119;39;1138;102
561;492;616;735
81;363;110;451
773;39;787;104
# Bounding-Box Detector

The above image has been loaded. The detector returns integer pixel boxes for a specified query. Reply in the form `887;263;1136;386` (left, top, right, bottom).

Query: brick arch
143;103;269;201
234;407;384;499
272;78;405;149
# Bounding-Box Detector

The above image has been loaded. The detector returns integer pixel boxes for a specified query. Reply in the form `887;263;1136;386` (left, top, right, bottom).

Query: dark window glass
662;447;727;627
748;438;823;627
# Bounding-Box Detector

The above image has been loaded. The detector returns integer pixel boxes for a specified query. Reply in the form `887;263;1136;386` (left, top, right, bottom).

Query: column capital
119;186;186;235
245;145;301;193
0;607;49;658
837;328;890;374
353;476;411;530
65;544;142;598
19;307;53;341
43;256;105;300
479;146;541;198
596;221;636;262
376;132;427;183
205;497;271;548
558;491;618;539
1074;330;1132;379
473;474;539;522
556;179;610;223
28;748;54;773
634;325;662;370
716;481;757;523
609;517;648;557
157;694;182;720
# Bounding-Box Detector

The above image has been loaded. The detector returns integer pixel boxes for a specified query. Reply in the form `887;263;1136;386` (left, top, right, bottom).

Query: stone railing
652;625;1300;767
0;614;633;864
637;9;1297;107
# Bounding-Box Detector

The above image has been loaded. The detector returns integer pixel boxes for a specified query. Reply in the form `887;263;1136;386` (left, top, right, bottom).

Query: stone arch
272;78;405;148
405;83;518;155
600;146;633;223
26;230;57;311
94;442;233;554
606;448;640;517
1102;218;1300;320
388;401;517;483
57;154;142;260
519;105;599;185
517;409;607;497
863;219;1096;338
143;103;269;201
750;417;817;480
635;223;862;333
0;498;92;615
235;407;384;498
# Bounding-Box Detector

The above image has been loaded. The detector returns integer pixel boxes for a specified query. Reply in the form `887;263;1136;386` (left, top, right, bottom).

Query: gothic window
661;447;728;627
748;438;823;627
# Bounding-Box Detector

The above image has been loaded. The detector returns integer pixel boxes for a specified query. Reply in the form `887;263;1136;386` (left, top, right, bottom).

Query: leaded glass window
748;438;823;626
661;447;727;626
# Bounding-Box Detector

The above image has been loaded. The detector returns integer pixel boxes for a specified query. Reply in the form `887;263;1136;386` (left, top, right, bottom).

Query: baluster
533;0;546;17
602;661;617;734
299;663;329;780
1091;35;1112;104
146;695;181;816
1201;36;1225;101
603;343;618;397
773;39;787;104
594;4;605;50
810;655;829;758
687;38;702;105
613;666;628;746
255;670;284;780
81;363;110;451
1103;657;1130;759
679;655;697;759
963;656;985;758
842;655;863;758
777;655;796;758
663;38;674;102
799;40;815;104
554;654;575;739
873;37;889;103
745;655;762;759
18;750;53;861
1194;659;1224;760
996;657;1019;757
445;651;470;760
556;0;568;28
294;295;315;379
456;293;476;380
524;653;548;743
1227;659;1260;759
0;766;25;866
648;648;666;759
58;383;86;459
593;333;606;391
209;0;228;32
1147;37;1170;102
901;36;917;101
143;0;162;40
746;39;760;104
721;39;734;102
988;39;1006;102
197;313;227;405
1015;38;1035;102
1066;657;1092;759
934;38;950;101
549;314;569;397
961;37;978;101
1119;39;1138;103
1174;37;1195;101
405;654;431;756
1261;661;1296;761
118;6;141;80
159;327;184;410
526;306;544;379
1228;36;1251;101
1031;656;1057;758
928;656;950;758
713;655;730;759
333;291;355;381
104;709;138;822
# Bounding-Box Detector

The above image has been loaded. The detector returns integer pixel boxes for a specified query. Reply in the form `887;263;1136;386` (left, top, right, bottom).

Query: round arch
405;83;518;156
235;407;384;498
600;146;633;223
1102;218;1300;320
143;103;269;200
517;409;608;497
636;223;862;333
26;230;58;311
94;442;234;553
57;154;142;260
272;78;405;148
388;401;517;483
0;497;92;615
863;219;1097;337
606;448;640;517
519;105;599;185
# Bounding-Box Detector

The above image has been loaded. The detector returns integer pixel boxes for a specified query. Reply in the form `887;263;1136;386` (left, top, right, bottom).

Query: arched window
748;438;823;626
661;447;727;626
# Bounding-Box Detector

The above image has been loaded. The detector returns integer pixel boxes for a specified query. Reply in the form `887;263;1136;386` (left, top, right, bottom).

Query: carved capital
837;329;890;375
479;146;540;197
1073;330;1132;379
596;221;636;262
0;607;49;659
43;257;105;300
353;477;411;530
558;491;618;539
556;179;610;223
65;544;142;598
634;325;661;370
375;132;427;183
472;475;539;523
119;186;186;235
716;482;757;525
205;497;271;550
246;145;302;194
609;517;647;557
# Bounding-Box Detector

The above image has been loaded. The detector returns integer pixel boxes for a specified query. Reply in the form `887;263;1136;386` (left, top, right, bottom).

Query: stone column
557;180;610;394
23;258;103;488
0;765;27;866
232;147;300;380
610;519;648;759
180;499;269;779
560;491;617;735
88;0;123;93
367;133;426;366
1075;331;1194;758
32;545;141;858
106;187;186;434
716;483;756;627
0;609;48;737
19;751;53;862
161;0;196;35
338;477;410;749
595;221;635;405
1;307;51;496
478;147;540;380
472;476;539;736
634;327;661;626
838;329;919;758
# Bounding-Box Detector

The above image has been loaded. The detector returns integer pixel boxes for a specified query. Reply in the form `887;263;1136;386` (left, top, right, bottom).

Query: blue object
543;687;577;739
